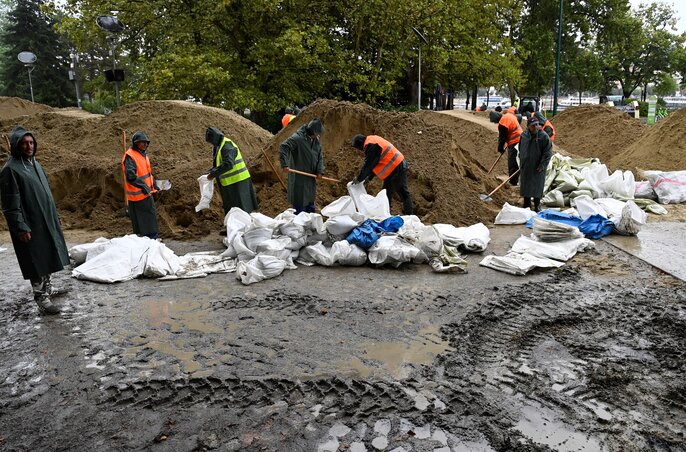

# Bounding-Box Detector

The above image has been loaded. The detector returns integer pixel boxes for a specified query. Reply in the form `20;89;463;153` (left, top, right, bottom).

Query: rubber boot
533;198;542;212
46;280;70;298
522;197;531;209
35;294;60;315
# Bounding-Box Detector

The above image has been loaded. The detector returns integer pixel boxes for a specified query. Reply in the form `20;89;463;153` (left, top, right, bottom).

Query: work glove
498;148;505;155
351;177;360;185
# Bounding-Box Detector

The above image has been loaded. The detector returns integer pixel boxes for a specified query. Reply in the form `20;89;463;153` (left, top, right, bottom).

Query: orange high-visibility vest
121;148;154;202
499;113;523;146
281;114;296;128
543;119;556;141
365;135;405;180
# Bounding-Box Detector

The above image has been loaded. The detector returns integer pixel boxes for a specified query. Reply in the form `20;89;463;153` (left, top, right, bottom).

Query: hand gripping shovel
480;169;520;202
287;168;340;183
486;152;504;175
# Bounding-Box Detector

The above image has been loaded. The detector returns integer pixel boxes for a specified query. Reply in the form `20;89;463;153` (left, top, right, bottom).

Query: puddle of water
333;324;453;379
143;340;201;374
514;402;605;451
141;298;222;334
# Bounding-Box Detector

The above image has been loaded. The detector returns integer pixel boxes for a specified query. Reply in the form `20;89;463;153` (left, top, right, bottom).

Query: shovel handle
287;168;340;183
485;169;520;198
487;152;504;175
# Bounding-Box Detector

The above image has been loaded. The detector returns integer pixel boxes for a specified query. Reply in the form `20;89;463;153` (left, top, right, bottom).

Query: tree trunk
471;85;478;111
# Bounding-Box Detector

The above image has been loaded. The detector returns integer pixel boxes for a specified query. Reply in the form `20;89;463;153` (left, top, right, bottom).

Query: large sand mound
610;107;686;173
256;100;506;227
0;96;53;120
551;104;644;164
1;100;272;238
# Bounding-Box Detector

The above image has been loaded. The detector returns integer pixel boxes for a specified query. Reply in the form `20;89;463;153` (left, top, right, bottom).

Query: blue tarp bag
346;216;404;249
526;209;583;228
578;214;615;239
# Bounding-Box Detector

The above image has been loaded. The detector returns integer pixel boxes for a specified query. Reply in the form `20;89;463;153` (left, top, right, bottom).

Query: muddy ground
1;226;684;452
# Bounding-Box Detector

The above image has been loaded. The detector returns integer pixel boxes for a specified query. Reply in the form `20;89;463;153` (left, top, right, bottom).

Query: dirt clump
256;99;506;227
0;96;53;120
551;104;645;164
610;107;686;173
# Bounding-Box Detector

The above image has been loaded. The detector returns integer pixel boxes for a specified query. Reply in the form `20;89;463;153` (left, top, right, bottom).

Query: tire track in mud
440;266;686;449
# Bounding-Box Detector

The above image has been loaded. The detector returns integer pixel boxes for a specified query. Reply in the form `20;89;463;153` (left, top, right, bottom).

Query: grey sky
630;0;686;34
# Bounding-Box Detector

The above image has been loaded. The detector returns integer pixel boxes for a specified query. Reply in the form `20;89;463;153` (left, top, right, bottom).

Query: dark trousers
294;203;316;214
507;144;519;185
522;197;541;211
383;167;414;215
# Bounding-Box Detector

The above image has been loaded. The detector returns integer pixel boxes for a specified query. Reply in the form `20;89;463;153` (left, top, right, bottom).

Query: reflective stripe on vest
121;148;153;202
366;135;405;180
499;113;522;146
216;138;251;187
544;120;556;141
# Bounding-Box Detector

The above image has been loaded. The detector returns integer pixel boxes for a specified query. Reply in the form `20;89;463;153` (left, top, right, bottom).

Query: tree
0;0;74;106
654;73;677;96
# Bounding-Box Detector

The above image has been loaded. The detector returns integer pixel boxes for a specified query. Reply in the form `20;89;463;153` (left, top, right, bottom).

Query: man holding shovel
279;118;325;213
497;108;523;186
350;134;414;215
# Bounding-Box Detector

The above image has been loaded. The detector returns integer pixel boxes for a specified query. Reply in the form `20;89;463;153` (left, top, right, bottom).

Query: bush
81;91;116;115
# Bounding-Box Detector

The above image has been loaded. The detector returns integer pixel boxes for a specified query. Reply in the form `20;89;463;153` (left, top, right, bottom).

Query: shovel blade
480;194;492;202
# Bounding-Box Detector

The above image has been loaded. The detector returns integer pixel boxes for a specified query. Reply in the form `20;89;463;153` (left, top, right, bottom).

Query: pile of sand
1;98;517;239
610;108;686;173
551;104;645;164
0;96;53;120
1;100;272;238
256;99;507;227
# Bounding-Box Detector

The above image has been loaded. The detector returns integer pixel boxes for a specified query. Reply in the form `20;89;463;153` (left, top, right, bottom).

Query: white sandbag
293;211;327;235
243;227;273;252
367;236;421;267
68;237;111;265
510;235;594;262
598;170;635;199
236;255;288;285
553;170;579;193
325;213;364;236
429;245;468;273
163;251;236;279
433;223;490;252
195;175;214;212
330;240;367;266
232;234;256;261
347;181;390;220
321;196;357;218
224;207;253;245
644;170;686;204
532;218;584;242
580;164;610;198
541;189;565;207
143;241;182;278
250;212;280;229
494;202;536;225
480;252;565;275
298;242;335;266
255;237;293;261
615;200;647;236
634;180;657;200
571;195;607;220
594;198;627;225
397;216;442;258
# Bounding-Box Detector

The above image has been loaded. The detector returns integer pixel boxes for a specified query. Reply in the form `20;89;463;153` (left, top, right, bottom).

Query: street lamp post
96;15;125;107
17;51;37;102
69;51;82;108
553;0;564;116
412;27;428;110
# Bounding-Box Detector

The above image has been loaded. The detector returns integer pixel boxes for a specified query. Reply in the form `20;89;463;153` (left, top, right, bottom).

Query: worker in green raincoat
0;126;70;315
279;118;325;213
518;116;552;211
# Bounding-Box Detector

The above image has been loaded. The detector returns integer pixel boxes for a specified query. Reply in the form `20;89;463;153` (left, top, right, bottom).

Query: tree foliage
0;0;74;106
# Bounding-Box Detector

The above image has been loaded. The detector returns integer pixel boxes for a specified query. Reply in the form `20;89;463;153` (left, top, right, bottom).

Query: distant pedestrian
0;126;70;315
205;127;258;220
351;134;414;215
518;116;552;211
279;119;325;213
497;109;523;185
121;131;160;239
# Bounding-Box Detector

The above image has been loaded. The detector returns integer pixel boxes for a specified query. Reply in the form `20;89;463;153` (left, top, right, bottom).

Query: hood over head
305;118;324;136
131;131;150;147
351;134;366;150
9;126;37;158
205;127;224;147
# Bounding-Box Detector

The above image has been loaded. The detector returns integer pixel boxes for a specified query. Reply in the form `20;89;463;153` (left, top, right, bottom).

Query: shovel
486;152;504;175
480;169;520;202
287;168;340;183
